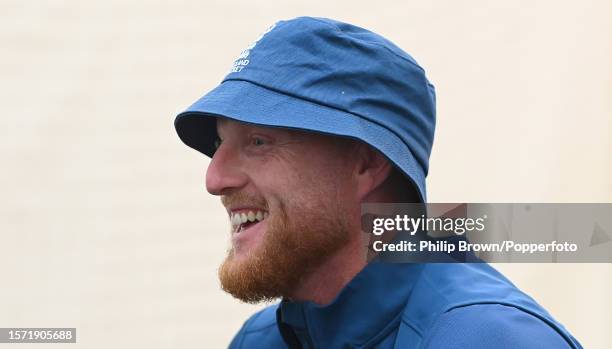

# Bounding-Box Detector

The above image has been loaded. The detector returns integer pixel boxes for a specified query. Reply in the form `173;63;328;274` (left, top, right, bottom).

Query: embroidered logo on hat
229;22;277;74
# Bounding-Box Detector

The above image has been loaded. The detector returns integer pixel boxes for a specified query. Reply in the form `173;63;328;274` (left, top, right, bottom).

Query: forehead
216;118;305;140
215;117;355;151
217;117;280;133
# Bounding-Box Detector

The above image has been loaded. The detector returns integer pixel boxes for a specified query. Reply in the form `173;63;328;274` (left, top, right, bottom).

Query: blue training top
228;262;583;348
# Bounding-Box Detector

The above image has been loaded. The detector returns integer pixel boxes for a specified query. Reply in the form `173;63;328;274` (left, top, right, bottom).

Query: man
174;16;582;348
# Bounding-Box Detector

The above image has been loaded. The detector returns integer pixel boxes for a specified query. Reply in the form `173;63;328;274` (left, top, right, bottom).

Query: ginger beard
218;193;352;304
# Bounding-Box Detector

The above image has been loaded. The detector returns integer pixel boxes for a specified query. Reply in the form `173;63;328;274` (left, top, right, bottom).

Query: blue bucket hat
174;16;436;202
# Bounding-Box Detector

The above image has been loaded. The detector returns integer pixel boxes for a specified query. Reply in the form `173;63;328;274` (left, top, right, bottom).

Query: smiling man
213;121;370;305
174;16;582;349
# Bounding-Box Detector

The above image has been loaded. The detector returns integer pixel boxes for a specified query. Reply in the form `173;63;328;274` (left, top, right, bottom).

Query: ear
353;144;393;201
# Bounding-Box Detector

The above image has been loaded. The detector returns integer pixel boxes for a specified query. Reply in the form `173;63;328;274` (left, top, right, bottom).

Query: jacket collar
277;261;425;348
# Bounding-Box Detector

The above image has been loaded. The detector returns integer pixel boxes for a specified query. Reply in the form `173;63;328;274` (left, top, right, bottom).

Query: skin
206;118;413;305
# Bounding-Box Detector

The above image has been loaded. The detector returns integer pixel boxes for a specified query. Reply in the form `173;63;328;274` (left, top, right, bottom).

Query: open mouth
231;210;269;234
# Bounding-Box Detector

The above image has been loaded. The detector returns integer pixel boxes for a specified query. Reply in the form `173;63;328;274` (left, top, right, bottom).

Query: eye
252;136;266;146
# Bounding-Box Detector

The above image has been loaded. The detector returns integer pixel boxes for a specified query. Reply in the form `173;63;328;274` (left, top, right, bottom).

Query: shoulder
228;304;287;349
420;303;580;349
400;263;582;348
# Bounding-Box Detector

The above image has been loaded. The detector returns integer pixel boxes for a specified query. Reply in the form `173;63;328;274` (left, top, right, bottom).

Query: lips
230;210;269;249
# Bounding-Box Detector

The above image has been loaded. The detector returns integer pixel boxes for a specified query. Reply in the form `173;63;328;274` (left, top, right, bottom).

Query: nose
205;142;248;196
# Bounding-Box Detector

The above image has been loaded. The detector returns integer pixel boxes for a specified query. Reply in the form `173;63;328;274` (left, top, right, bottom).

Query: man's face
206;118;360;303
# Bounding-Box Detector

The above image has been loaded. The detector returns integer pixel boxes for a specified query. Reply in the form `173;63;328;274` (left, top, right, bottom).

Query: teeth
230;210;268;228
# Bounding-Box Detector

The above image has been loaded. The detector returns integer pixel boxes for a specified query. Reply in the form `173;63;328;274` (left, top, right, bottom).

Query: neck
287;187;399;305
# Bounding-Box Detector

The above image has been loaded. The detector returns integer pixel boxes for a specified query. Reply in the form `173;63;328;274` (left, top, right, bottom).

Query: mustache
221;192;269;210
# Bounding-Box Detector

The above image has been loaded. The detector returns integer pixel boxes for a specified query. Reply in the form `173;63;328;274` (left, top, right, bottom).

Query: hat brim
174;80;427;202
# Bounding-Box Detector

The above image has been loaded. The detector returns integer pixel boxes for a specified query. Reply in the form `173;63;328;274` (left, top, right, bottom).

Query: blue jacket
228;262;583;348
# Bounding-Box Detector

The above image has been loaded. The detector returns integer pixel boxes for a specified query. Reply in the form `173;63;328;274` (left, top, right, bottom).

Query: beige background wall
1;0;610;348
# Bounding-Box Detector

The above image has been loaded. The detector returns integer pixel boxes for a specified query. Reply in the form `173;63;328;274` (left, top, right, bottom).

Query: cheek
288;172;356;214
250;148;357;212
